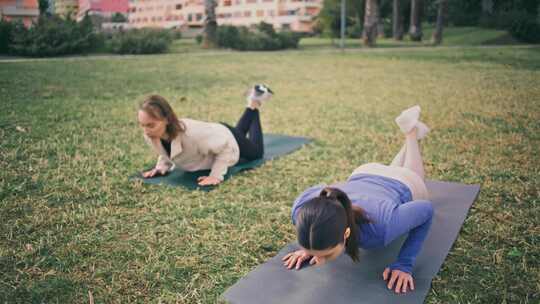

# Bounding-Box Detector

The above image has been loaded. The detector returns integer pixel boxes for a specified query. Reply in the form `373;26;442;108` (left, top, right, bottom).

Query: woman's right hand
142;168;166;178
282;249;313;270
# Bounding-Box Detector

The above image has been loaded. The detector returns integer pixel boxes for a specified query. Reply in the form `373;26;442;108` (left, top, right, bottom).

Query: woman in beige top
138;85;273;186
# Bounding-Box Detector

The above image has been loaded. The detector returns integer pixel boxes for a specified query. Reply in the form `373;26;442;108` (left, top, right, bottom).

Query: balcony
1;6;39;17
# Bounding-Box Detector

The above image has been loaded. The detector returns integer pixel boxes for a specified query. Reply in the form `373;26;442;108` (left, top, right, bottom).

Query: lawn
0;40;539;303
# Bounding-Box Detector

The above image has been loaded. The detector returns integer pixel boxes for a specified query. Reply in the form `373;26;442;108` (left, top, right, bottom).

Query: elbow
422;201;434;225
422;200;434;220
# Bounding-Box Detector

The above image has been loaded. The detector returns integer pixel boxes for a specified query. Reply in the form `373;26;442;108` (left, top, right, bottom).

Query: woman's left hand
197;176;222;186
382;268;415;294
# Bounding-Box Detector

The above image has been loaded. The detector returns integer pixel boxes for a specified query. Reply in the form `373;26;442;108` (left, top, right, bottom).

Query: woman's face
302;227;351;262
303;243;345;262
138;110;167;139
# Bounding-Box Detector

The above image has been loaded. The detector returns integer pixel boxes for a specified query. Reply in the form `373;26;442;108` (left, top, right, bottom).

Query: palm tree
431;0;447;45
363;0;379;46
202;0;218;48
408;0;422;41
392;0;404;40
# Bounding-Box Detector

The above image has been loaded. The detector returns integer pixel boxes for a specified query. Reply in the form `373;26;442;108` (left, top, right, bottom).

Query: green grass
1;43;539;303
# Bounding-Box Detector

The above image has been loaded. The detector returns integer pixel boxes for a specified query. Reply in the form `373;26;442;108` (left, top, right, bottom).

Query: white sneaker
395;105;421;134
246;84;274;107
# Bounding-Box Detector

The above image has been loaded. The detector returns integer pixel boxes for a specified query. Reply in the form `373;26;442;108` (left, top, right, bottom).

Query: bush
0;19;15;54
195;34;203;44
110;13;127;23
480;9;531;30
347;23;363;39
276;31;301;49
216;22;301;51
172;30;182;40
9;14;98;57
509;18;540;43
217;25;241;48
106;28;173;54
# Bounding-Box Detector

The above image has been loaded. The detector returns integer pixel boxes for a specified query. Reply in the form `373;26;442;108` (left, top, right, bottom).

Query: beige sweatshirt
144;118;240;180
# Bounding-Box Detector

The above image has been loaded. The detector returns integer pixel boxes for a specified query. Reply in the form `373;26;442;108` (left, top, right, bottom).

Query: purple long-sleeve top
291;173;434;274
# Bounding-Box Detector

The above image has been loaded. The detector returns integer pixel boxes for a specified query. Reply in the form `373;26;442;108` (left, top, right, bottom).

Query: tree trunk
392;0;403;40
202;0;218;48
363;0;379;47
431;0;447;45
408;0;422;41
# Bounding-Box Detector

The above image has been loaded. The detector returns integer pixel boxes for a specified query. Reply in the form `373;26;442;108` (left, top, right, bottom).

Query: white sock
395;105;421;134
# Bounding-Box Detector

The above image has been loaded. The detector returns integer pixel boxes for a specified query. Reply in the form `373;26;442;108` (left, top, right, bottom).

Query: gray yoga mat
131;134;311;190
223;180;481;304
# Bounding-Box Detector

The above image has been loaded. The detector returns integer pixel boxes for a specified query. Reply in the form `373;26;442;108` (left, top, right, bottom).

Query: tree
111;13;128;23
408;0;422;41
38;0;49;16
392;0;404;40
363;0;379;46
202;0;218;48
318;0;358;42
431;0;447;45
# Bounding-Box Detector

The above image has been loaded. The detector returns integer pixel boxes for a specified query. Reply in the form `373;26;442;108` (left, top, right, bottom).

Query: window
223;0;232;6
244;10;251;17
281;23;290;30
233;11;242;17
188;14;193;21
246;0;257;3
176;4;182;9
256;10;264;17
268;10;274;16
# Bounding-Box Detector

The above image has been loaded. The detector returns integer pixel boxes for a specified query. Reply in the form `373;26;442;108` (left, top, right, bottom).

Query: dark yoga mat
223;180;481;304
132;134;311;190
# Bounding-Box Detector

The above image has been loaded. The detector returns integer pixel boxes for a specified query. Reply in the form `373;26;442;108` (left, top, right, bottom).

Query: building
216;0;321;32
53;0;78;17
0;0;39;27
127;0;322;33
128;0;204;30
77;0;128;20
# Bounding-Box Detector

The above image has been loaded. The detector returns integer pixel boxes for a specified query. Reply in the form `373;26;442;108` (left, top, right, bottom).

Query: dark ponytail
296;187;369;262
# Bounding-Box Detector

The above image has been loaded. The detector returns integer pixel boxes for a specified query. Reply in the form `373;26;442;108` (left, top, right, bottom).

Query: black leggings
223;108;264;161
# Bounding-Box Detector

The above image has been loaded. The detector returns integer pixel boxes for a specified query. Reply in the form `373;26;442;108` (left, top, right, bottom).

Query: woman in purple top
283;106;433;294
